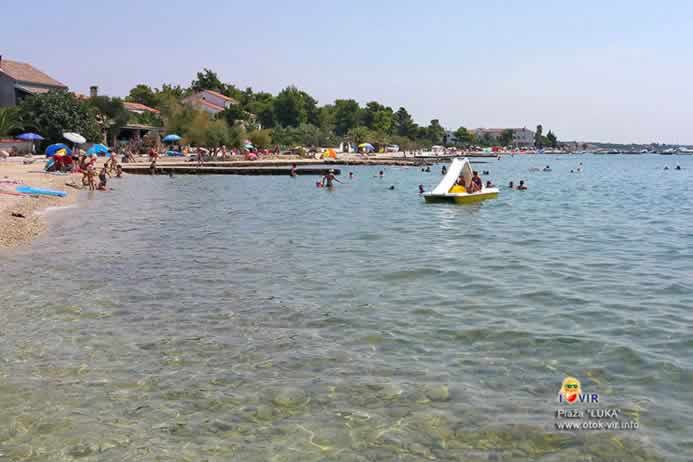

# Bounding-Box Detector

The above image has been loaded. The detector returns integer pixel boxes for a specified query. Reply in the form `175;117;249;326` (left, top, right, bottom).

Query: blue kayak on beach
16;185;67;197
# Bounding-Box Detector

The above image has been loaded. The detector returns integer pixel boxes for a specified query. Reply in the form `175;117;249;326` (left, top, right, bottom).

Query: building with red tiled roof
183;89;238;115
0;56;68;107
123;101;160;115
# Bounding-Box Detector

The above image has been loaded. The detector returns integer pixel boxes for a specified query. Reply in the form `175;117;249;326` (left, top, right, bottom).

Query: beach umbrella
17;133;45;154
63;132;86;144
358;143;375;151
163;134;181;143
244;143;254;150
16;132;44;141
45;143;72;157
86;143;110;156
322;148;337;159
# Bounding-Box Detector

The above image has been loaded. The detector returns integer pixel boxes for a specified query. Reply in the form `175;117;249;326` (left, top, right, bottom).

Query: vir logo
558;377;599;404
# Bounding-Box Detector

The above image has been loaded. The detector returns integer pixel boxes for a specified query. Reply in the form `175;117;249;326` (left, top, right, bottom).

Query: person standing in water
322;169;343;188
441;165;447;175
290;163;297;177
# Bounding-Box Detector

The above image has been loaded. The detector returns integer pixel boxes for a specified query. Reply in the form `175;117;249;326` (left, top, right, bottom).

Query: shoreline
0;159;81;249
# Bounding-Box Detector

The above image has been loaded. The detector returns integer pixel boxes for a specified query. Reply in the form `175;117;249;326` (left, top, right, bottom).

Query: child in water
98;166;109;190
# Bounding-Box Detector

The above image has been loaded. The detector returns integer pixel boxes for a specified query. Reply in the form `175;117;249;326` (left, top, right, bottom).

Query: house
0;56;68;107
123;101;160;115
183;89;237;115
472;127;535;146
83;85;163;146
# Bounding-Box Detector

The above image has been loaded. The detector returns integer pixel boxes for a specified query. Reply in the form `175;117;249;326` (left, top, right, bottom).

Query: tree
546;130;558;148
453;126;474;146
191;68;225;93
346;126;373;145
317;105;336;132
426;119;445;145
185;111;211;145
18;91;100;145
273;86;311;128
393;107;417;139
333;99;361;136
499;129;514;147
0;107;21;137
390;135;417;152
248;129;272;149
535;124;543;148
125;84;157;108
156;84;187;105
246;92;275;129
220;105;248;126
206;119;231;148
88;96;130;145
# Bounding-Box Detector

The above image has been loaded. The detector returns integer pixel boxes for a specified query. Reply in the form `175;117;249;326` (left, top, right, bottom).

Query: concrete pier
121;165;341;175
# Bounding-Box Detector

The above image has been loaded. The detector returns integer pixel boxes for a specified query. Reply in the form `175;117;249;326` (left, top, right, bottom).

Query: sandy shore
0;158;81;249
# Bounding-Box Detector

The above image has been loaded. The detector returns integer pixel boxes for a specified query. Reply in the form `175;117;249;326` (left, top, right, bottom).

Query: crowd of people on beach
44;146;126;191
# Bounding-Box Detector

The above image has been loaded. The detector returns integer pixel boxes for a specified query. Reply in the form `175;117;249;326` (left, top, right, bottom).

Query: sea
0;154;691;461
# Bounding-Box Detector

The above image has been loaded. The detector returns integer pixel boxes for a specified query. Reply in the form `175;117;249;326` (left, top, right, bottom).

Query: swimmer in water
441;165;447;175
517;180;527;190
388;185;395;190
290;163;297;177
508;181;514;189
675;165;681;170
322;169;343;188
486;180;495;188
418;184;425;194
349;171;353;179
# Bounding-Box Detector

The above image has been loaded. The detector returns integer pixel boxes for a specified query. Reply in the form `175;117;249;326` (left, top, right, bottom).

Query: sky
3;0;693;144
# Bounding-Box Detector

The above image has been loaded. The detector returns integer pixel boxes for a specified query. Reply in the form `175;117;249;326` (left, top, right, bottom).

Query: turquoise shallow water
0;154;692;461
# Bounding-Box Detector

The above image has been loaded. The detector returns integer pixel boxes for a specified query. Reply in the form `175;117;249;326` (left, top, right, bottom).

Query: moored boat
423;157;499;204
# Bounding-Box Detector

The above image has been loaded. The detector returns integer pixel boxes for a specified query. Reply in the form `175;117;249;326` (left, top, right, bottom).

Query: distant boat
678;147;693;154
661;148;676;155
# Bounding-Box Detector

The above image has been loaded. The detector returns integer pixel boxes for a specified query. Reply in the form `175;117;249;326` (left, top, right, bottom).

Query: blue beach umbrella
163;134;182;143
86;143;110;156
17;132;44;141
45;143;73;157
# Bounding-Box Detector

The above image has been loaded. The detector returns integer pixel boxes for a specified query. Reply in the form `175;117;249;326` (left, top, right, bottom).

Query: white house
183;89;238;115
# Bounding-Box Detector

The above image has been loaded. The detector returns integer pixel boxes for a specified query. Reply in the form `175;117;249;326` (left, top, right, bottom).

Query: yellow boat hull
423;191;499;204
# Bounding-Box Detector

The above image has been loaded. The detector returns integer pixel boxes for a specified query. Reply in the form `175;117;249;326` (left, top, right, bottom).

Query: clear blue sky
3;0;693;144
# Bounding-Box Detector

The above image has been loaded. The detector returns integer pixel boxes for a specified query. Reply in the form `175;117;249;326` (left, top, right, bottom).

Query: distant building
183;89;238;115
123;101;160;115
0;56;68;107
82;85;163;145
473;127;535;146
